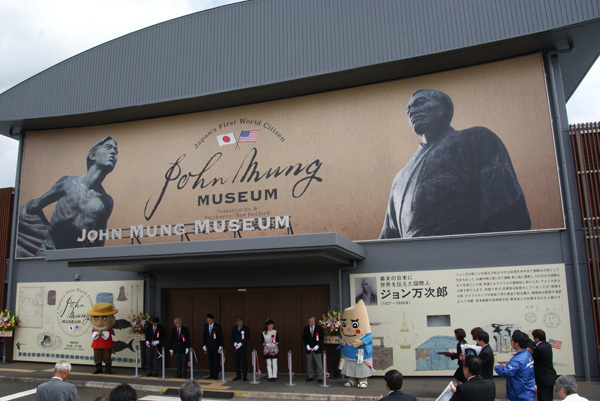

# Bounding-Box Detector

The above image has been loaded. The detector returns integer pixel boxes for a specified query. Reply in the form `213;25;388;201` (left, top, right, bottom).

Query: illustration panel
351;264;574;376
14;280;144;366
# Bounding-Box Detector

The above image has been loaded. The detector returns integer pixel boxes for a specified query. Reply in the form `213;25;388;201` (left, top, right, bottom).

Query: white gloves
203;346;207;352
92;331;100;340
234;342;242;349
170;350;174;356
146;341;150;347
152;340;159;346
306;345;311;351
313;345;319;351
101;331;110;340
218;346;223;352
185;348;189;354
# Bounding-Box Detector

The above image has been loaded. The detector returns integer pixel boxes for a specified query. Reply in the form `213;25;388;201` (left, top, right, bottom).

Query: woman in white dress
260;319;280;381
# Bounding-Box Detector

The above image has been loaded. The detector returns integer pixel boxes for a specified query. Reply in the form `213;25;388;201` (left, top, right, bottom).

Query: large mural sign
16;54;564;256
351;264;575;376
14;280;143;366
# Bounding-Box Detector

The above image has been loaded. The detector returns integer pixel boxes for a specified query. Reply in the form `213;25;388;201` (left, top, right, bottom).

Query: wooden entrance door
164;284;330;374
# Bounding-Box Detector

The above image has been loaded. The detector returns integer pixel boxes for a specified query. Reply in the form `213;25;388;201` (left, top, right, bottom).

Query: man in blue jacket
494;330;535;401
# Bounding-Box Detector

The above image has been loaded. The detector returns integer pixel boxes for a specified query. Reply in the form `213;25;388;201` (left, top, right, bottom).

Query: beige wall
18;53;562;247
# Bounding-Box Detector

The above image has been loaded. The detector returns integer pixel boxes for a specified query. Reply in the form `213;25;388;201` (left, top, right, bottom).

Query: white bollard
285;350;297;386
219;348;226;382
249;349;261;384
131;345;142;378
318;351;331;388
161;347;166;379
189;348;194;381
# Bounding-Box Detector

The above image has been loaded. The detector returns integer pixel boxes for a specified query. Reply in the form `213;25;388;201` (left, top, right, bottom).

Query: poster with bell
351;264;575;376
14;280;143;366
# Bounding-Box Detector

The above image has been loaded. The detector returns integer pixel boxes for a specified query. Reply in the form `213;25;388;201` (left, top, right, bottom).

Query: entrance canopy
45;232;365;272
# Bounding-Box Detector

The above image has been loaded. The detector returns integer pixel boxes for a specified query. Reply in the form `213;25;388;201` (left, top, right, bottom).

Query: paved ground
0;361;599;401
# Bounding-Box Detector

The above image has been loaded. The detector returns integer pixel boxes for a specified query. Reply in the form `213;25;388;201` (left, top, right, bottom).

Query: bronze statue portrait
17;136;118;256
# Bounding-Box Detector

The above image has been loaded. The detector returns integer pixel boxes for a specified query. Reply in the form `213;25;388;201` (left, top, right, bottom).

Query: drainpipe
6;130;24;310
545;49;591;381
138;273;154;314
338;260;357;311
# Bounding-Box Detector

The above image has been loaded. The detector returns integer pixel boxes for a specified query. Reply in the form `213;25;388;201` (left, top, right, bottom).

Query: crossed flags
217;130;259;147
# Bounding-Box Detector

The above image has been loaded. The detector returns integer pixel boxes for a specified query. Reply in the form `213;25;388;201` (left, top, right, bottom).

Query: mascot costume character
87;302;118;374
338;299;373;388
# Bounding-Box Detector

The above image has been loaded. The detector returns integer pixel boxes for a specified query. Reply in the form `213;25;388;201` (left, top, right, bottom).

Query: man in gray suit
36;360;79;401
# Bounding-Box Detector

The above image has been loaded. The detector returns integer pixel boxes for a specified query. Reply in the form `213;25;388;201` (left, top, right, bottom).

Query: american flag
549;339;562;349
239;130;259;143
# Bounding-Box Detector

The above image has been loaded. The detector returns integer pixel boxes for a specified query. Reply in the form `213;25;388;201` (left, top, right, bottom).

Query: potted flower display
0;309;19;336
129;312;151;341
0;309;19;363
319;308;342;344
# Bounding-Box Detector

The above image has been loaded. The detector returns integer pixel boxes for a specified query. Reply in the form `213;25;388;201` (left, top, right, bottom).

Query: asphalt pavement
0;361;599;401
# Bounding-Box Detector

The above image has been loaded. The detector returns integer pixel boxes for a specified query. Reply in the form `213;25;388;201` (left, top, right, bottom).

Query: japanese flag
217;133;236;147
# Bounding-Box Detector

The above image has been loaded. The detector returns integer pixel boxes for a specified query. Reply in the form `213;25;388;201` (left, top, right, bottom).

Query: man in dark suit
303;316;324;383
475;330;495;380
230;316;250;381
379;369;416;401
203;313;223;380
145;317;165;377
531;329;557;401
36;360;79;401
169;317;191;378
449;355;496;401
355;278;378;305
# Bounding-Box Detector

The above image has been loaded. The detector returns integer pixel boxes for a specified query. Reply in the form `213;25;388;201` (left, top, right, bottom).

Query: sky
0;0;599;189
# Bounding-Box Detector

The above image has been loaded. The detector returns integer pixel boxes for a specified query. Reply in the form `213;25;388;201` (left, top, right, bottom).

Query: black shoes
232;376;241;381
306;377;314;382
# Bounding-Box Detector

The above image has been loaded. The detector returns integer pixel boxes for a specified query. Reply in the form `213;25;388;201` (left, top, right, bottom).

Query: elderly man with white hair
179;380;203;401
555;376;589;401
36;360;79;401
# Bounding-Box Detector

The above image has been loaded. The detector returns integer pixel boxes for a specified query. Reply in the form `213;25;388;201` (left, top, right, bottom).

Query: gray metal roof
45;232;366;272
1;0;599;135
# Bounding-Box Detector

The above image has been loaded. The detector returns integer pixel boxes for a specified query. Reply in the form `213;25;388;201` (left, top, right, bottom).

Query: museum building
0;0;599;378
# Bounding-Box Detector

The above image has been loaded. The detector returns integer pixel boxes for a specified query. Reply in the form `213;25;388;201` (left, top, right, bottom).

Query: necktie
178;328;181;337
311;327;314;336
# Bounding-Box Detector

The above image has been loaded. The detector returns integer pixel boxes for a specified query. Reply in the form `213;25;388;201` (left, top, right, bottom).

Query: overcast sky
0;0;599;189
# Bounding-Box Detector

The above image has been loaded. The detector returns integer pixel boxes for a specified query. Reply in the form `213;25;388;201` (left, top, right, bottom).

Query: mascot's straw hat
87;302;118;316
